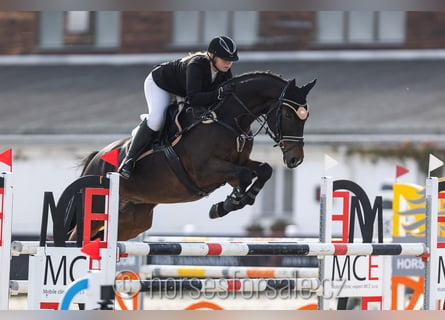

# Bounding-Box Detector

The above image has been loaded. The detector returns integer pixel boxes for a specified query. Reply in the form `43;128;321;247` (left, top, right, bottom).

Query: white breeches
144;73;171;131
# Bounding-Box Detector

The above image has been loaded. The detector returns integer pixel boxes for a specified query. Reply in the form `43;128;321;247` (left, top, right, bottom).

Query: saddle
161;102;211;146
131;102;215;197
135;102;212;154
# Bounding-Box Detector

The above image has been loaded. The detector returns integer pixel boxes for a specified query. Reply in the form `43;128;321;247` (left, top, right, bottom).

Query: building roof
1;52;445;144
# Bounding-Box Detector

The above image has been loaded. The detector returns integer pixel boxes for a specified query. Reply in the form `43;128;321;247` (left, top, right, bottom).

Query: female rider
119;36;239;179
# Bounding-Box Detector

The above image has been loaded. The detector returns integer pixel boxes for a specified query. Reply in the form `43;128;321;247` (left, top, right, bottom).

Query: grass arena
1;153;445;310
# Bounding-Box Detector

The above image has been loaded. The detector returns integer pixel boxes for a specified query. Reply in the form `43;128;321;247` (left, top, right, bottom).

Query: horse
66;71;316;241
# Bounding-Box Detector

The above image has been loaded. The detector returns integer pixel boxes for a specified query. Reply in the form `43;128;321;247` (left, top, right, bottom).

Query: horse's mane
230;71;286;84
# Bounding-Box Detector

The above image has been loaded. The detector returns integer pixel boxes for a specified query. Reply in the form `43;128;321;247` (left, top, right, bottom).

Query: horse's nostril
288;157;303;168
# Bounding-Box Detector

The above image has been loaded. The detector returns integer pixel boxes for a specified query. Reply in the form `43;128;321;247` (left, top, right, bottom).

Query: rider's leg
118;73;170;179
118;119;155;179
118;120;155;179
144;73;171;132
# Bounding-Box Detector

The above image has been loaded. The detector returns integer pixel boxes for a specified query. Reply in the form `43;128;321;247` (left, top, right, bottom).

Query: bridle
265;82;309;153
203;79;309;153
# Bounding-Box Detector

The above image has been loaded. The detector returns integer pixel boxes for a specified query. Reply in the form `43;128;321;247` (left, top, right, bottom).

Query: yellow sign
393;182;445;237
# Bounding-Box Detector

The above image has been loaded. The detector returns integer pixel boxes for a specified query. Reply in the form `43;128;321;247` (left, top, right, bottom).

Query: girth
163;145;209;197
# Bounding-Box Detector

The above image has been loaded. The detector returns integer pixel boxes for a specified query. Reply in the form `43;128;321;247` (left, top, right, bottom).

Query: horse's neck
237;76;284;115
221;76;283;131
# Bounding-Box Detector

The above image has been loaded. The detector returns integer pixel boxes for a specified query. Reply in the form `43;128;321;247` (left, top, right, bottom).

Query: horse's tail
80;151;99;176
65;150;101;241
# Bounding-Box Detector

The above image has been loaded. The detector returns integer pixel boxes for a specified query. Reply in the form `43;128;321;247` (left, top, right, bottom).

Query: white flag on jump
324;154;338;172
429;153;444;176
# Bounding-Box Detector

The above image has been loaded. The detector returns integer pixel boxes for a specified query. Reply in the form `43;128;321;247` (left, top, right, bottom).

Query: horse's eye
285;111;293;118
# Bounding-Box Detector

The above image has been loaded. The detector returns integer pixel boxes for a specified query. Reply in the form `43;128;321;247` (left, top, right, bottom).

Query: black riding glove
217;82;235;100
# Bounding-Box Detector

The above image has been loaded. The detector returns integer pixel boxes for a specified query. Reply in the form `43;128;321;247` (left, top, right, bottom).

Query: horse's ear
302;79;317;95
289;79;296;87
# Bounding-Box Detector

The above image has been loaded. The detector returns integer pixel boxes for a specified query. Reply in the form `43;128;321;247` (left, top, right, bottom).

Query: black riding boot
118;121;156;180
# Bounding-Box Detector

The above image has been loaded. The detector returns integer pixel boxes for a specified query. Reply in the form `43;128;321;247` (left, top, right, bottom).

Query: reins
171;77;308;154
225;81;309;154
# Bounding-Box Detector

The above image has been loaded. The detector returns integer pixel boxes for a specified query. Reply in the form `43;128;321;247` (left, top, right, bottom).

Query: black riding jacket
151;55;233;107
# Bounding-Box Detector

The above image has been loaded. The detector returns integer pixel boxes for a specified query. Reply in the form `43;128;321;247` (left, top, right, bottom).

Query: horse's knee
237;163;272;208
238;168;253;191
257;163;273;182
144;212;154;230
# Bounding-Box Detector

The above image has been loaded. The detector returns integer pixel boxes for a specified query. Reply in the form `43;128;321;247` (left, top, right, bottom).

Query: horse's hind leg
67;193;108;242
117;202;156;241
68;202;156;242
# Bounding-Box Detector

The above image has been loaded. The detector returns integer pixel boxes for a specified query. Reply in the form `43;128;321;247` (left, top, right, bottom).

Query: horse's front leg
239;161;273;207
209;161;272;219
209;165;253;219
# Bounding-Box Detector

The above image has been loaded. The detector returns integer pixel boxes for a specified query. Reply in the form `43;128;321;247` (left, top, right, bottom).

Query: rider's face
211;56;233;72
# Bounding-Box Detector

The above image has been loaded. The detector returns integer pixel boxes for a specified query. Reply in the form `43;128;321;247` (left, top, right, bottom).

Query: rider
118;35;239;179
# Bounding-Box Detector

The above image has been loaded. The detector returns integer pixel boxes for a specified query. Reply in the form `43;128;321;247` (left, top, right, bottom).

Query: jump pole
424;177;438;310
0;172;13;310
139;265;319;279
9;174;437;310
114;278;322;293
318;176;333;310
116;242;426;257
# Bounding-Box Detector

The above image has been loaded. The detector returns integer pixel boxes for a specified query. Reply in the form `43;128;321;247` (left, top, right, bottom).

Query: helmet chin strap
208;53;223;73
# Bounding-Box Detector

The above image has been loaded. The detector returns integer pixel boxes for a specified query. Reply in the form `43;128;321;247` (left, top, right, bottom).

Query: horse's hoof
209;204;220;219
209;202;230;219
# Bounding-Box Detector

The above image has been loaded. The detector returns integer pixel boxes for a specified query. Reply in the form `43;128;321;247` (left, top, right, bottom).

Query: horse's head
267;78;316;168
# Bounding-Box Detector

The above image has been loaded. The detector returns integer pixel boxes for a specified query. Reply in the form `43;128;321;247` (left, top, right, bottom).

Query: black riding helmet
207;36;239;61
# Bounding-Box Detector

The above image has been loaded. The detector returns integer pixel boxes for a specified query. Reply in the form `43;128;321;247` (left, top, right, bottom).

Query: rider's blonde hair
180;51;210;62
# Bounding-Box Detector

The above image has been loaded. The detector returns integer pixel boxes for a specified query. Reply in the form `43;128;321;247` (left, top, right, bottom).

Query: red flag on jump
81;238;102;260
396;165;409;179
0;149;12;171
100;148;119;170
81;238;102;270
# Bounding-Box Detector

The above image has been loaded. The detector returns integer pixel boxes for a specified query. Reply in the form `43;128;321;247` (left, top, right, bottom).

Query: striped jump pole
10;240;83;256
13;240;426;258
10;241;40;256
11;278;321;294
424;177;438;310
139;265;319;279
144;236;320;243
9;280;27;295
117;241;427;257
114;278;321;293
318;176;333;310
10;174;440;310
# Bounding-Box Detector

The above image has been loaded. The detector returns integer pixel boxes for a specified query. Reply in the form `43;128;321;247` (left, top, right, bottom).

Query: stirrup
118;159;135;180
119;168;131;180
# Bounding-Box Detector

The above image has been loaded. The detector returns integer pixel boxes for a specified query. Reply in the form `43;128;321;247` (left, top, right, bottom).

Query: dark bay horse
68;72;316;241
